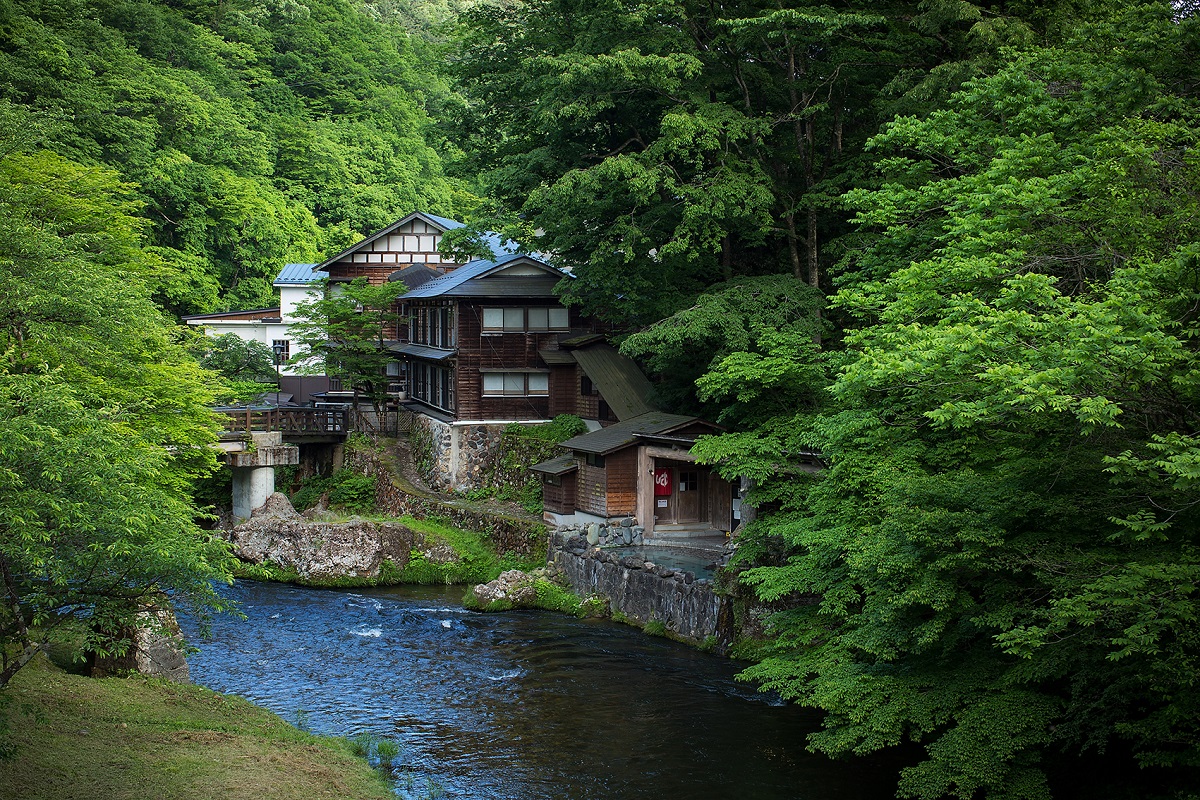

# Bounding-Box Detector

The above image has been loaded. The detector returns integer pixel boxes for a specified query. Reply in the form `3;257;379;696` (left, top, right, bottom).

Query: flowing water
180;580;898;800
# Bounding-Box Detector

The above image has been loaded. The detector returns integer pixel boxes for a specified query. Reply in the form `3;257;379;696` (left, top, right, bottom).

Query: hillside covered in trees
3;0;1200;798
0;0;474;314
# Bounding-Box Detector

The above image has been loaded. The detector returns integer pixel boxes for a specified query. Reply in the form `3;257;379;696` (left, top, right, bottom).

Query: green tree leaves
0;0;471;315
721;5;1200;796
0;118;234;687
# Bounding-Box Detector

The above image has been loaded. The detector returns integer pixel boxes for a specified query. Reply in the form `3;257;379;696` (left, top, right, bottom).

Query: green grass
234;516;543;589
0;654;393;800
392;515;541;585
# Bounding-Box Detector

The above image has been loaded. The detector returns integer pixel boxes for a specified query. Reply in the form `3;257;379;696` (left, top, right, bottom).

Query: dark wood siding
542;471;577;515
577;462;607;516
454;300;562;420
604;447;638;516
549;365;577;416
708;472;733;532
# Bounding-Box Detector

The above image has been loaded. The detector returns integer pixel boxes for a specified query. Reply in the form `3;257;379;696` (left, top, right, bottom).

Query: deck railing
216;406;348;437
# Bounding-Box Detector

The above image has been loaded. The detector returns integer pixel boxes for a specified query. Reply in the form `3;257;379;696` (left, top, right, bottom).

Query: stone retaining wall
407;414;508;493
550;531;724;645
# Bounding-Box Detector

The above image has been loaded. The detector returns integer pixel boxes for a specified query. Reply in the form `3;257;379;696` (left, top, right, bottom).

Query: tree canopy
685;4;1200;797
0;0;474;315
0;105;235;686
288;276;407;418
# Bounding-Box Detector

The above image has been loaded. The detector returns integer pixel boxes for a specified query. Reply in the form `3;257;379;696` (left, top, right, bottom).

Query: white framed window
481;371;550;396
482;307;504;331
482;306;569;332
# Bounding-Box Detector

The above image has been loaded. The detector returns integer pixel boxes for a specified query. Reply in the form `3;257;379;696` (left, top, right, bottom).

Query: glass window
527;307;549;330
549;307;569;329
528;373;548;395
483;308;504;330
503;373;524;393
483;373;504;394
503;307;524;331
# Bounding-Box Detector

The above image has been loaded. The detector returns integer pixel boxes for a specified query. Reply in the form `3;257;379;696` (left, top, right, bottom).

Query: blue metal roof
402;253;566;299
274;263;326;285
424;213;466;231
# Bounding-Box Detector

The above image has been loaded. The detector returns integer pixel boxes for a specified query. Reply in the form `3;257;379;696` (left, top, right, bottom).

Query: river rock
90;604;190;683
470;569;538;609
227;492;417;580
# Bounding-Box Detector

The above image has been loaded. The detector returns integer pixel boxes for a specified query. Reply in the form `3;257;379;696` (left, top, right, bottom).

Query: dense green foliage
4;0;1199;795
0;106;234;687
184;330;280;402
290;468;378;514
683;4;1200;798
450;0;1064;326
0;0;472;314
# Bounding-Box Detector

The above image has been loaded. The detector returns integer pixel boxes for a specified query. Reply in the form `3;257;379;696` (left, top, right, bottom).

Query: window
271;340;290;364
482;306;570;333
411;362;454;412
481;371;550;396
585;452;605;468
409;302;455;348
580;375;597;396
679;471;699;492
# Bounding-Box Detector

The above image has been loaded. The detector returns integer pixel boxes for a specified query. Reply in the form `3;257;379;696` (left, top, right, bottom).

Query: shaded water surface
181;581;897;800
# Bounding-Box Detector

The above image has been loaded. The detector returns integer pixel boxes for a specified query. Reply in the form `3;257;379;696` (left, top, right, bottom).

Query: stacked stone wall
549;531;724;644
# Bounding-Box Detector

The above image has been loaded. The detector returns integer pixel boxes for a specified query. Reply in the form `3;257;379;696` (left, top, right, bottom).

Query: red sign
654;468;672;496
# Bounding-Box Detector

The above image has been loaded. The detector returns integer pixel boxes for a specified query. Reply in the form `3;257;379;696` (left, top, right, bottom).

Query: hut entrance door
675;468;703;523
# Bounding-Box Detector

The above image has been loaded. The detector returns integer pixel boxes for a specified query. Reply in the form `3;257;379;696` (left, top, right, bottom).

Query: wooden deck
217;406;348;439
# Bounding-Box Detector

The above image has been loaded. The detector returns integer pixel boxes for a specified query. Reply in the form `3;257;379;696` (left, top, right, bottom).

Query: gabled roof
571;343;656;420
529;455;578;476
387;263;444;290
313;211;465;272
402;253;567;299
274;263;326;285
558;412;703;456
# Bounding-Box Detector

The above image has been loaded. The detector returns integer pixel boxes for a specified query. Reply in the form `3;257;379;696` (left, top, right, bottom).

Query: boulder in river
227;492;419;581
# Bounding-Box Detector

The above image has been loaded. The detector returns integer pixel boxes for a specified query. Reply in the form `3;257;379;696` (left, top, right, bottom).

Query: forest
2;0;1199;798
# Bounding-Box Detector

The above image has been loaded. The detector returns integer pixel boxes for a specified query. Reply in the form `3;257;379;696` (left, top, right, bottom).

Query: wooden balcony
216;406;348;440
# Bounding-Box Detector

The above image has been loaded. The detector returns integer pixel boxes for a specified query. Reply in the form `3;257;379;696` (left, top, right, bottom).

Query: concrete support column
232;466;276;522
224;432;299;522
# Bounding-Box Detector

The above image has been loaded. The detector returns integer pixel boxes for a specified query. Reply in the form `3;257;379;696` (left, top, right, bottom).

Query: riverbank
0;654;393;800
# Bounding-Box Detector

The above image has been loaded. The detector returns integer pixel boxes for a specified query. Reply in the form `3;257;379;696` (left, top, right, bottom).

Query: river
180;580;899;800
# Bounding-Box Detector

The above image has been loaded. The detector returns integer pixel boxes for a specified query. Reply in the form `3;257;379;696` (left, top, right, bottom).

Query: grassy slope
0;655;392;800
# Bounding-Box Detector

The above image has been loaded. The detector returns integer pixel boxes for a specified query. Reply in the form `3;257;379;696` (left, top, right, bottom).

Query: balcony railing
216;406;348;437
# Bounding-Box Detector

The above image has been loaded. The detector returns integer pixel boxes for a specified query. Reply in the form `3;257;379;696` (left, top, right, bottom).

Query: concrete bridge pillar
225;432;300;522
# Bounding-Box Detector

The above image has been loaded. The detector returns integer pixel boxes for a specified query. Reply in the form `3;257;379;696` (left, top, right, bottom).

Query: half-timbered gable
315;211;470;286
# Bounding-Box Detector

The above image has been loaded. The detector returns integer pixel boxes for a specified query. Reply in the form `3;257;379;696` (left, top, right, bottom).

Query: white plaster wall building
184;263;326;378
